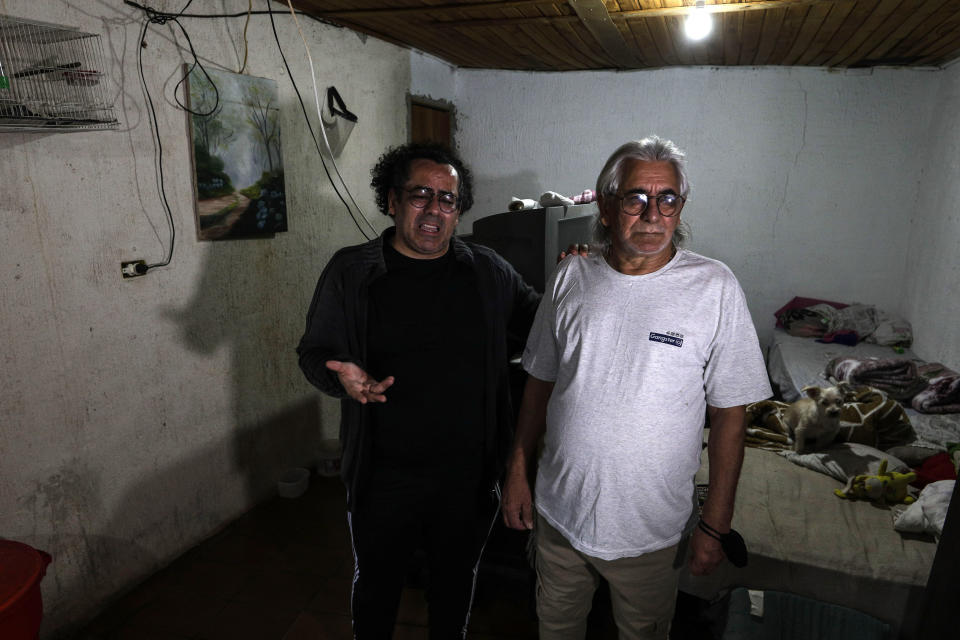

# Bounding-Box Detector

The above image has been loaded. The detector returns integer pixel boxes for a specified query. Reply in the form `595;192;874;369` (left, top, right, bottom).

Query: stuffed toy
834;459;917;504
883;464;918;505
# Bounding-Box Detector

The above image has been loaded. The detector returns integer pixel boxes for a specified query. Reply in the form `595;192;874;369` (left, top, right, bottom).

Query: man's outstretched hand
325;360;395;404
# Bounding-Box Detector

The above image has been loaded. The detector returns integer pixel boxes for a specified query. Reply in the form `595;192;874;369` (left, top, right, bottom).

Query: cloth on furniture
910;451;958;489
745;387;915;453
818;331;858;346
744;399;793;451
916;361;959;380
774;296;847;331
767;331;960;452
824;304;880;338
779;443;910;483
864;309;913;347
835;387;916;450
884;444;941;467
767;331;907;403
826;356;927;402
893;480;955;538
777;303;840;338
773;297;913;347
911;374;960;413
679;433;936;639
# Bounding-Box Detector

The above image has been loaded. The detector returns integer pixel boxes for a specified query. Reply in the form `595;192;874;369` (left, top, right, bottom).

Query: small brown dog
785;383;850;453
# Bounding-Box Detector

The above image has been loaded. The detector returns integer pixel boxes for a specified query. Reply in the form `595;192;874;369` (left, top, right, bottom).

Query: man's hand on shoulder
557;243;590;263
325;360;395;404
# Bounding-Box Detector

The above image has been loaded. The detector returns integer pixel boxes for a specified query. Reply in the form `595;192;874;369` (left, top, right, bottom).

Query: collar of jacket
368;225;476;267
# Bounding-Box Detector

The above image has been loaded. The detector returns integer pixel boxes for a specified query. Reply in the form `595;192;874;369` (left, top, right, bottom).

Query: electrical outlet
121;260;147;278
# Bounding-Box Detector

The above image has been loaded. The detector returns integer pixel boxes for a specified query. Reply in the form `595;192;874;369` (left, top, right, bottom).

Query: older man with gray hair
502;136;771;639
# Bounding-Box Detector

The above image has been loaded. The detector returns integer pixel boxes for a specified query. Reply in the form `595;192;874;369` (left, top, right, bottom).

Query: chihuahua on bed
785;383;851;453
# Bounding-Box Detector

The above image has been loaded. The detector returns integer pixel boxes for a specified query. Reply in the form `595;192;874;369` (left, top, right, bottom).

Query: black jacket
297;228;540;509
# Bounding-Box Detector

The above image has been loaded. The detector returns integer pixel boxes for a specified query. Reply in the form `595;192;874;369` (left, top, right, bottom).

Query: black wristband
697;519;748;568
698;519;726;540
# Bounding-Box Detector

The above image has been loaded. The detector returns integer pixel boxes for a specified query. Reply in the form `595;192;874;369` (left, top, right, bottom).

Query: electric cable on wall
282;0;376;239
126;0;375;276
133;1;197;274
122;1;339;26
268;0;377;239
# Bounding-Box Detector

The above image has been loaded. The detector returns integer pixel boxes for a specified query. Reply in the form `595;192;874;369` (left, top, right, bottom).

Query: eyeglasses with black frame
617;192;686;217
402;186;460;214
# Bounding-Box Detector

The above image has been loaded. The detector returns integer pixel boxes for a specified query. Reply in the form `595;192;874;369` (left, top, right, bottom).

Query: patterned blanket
746;386;916;452
912;376;960;414
826;356;928;402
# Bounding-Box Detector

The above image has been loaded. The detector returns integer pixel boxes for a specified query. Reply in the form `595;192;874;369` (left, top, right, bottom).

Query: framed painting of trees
185;66;287;240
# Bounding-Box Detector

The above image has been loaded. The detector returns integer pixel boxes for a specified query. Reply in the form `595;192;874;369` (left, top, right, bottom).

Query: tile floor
76;473;631;639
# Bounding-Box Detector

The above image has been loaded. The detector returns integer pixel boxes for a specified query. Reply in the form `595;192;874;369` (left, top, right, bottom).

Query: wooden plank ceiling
289;0;960;71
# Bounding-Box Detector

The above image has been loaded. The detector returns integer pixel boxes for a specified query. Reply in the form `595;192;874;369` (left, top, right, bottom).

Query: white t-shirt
522;250;771;561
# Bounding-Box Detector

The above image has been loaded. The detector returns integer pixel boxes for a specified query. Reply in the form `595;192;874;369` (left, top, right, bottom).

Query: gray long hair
592;136;692;255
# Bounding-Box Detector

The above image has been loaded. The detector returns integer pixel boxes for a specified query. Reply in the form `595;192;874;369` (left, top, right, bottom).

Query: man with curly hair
298;142;540;638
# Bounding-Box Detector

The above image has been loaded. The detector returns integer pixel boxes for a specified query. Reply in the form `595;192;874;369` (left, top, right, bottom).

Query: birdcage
0;14;119;132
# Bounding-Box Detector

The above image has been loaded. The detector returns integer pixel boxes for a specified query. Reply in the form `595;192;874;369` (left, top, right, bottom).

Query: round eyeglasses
617;192;686;217
403;187;460;214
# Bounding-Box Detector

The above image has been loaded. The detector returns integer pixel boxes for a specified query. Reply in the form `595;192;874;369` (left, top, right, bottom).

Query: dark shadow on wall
33;236;328;638
33;408;328;640
164;238;323;503
33;239;328;638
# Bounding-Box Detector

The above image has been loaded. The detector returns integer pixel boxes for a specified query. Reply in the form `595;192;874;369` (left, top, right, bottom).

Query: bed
679;329;959;639
768;330;960;451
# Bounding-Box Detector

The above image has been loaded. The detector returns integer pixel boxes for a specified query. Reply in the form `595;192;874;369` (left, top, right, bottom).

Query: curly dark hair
370;142;474;216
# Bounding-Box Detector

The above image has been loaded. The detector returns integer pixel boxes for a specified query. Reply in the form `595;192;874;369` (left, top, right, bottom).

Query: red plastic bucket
0;541;52;640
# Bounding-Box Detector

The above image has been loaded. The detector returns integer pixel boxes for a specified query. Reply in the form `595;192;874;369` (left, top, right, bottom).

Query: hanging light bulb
685;0;713;41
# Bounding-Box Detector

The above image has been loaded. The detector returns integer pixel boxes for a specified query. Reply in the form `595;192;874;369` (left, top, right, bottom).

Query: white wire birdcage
0;14;119;131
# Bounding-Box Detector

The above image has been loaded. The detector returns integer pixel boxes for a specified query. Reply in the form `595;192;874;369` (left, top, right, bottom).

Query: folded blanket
911;375;960;414
917;362;959;381
826;356;928;402
745;386;916;452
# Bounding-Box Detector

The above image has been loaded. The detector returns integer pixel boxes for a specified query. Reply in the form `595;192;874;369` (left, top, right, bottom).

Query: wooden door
411;102;451;147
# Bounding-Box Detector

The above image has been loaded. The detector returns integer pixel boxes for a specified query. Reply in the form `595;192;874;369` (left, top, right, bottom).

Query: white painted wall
905;62;960;365
409;50;457;105
451;67;941;351
0;1;402;636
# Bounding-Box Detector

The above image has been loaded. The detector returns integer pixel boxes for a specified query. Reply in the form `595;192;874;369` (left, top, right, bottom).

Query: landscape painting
186;66;287;240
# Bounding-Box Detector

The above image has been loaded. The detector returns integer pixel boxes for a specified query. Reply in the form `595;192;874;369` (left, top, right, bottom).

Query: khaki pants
535;518;681;640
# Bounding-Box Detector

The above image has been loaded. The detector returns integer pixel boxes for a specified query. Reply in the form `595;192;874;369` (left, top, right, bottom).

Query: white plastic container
277;467;310;498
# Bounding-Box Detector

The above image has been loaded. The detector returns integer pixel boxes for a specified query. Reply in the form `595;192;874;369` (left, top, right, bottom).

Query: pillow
885;444;940;467
779;442;910;482
893;480;955;538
